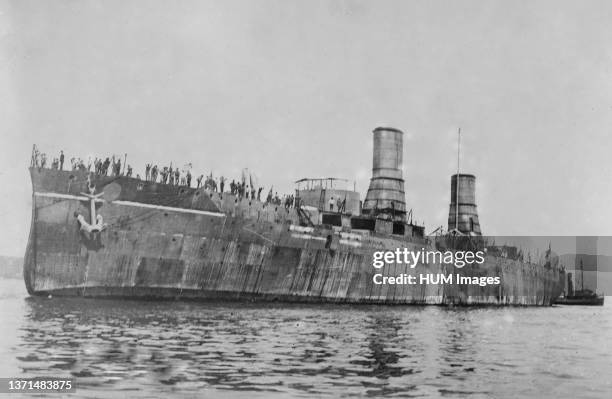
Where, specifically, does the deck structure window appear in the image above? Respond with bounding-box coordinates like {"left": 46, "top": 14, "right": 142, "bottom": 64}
{"left": 392, "top": 222, "right": 405, "bottom": 235}
{"left": 350, "top": 217, "right": 375, "bottom": 231}
{"left": 322, "top": 213, "right": 342, "bottom": 227}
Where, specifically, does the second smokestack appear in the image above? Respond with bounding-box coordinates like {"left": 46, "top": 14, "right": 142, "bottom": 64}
{"left": 448, "top": 173, "right": 481, "bottom": 235}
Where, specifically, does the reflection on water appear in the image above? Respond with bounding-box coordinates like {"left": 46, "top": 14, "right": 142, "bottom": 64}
{"left": 1, "top": 279, "right": 611, "bottom": 398}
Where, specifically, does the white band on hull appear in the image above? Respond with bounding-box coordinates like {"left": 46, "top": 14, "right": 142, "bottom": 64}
{"left": 34, "top": 192, "right": 91, "bottom": 201}
{"left": 34, "top": 191, "right": 226, "bottom": 217}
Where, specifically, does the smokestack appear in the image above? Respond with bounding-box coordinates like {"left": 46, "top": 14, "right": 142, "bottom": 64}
{"left": 362, "top": 127, "right": 406, "bottom": 222}
{"left": 448, "top": 174, "right": 481, "bottom": 235}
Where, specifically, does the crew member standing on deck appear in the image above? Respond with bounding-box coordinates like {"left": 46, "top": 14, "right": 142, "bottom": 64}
{"left": 329, "top": 196, "right": 334, "bottom": 211}
{"left": 59, "top": 150, "right": 64, "bottom": 171}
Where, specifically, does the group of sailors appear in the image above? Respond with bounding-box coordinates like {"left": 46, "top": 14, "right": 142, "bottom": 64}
{"left": 31, "top": 147, "right": 64, "bottom": 171}
{"left": 144, "top": 164, "right": 193, "bottom": 187}
{"left": 31, "top": 147, "right": 136, "bottom": 178}
{"left": 226, "top": 182, "right": 296, "bottom": 209}
{"left": 32, "top": 147, "right": 307, "bottom": 208}
{"left": 229, "top": 180, "right": 263, "bottom": 200}
{"left": 143, "top": 165, "right": 297, "bottom": 207}
{"left": 93, "top": 156, "right": 133, "bottom": 177}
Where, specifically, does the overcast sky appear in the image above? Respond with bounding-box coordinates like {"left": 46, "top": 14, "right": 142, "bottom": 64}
{"left": 1, "top": 0, "right": 612, "bottom": 256}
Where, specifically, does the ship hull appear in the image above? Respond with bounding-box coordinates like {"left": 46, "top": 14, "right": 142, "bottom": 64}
{"left": 24, "top": 168, "right": 565, "bottom": 306}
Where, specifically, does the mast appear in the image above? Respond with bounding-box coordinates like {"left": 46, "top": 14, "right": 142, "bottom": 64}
{"left": 456, "top": 128, "right": 461, "bottom": 231}
{"left": 580, "top": 259, "right": 584, "bottom": 292}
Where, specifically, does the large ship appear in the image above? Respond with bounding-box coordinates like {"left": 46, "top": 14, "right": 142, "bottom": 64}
{"left": 23, "top": 128, "right": 565, "bottom": 305}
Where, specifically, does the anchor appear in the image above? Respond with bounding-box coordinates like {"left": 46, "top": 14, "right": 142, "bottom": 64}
{"left": 76, "top": 177, "right": 107, "bottom": 235}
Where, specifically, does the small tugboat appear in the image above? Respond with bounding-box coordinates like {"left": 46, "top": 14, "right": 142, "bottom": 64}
{"left": 555, "top": 261, "right": 604, "bottom": 306}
